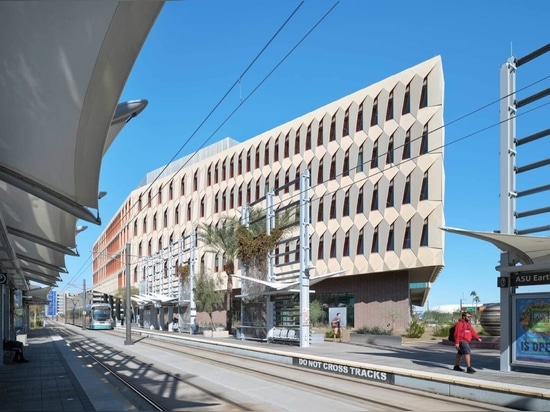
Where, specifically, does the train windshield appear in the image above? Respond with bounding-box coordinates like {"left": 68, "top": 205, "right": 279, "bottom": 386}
{"left": 92, "top": 308, "right": 110, "bottom": 321}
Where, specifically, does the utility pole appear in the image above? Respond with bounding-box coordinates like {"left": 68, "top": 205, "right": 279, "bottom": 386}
{"left": 124, "top": 243, "right": 133, "bottom": 345}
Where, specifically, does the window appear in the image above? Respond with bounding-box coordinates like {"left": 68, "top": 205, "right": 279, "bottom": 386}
{"left": 193, "top": 170, "right": 198, "bottom": 191}
{"left": 175, "top": 206, "right": 179, "bottom": 224}
{"left": 402, "top": 84, "right": 411, "bottom": 115}
{"left": 356, "top": 102, "right": 363, "bottom": 131}
{"left": 214, "top": 163, "right": 219, "bottom": 184}
{"left": 138, "top": 241, "right": 142, "bottom": 257}
{"left": 238, "top": 153, "right": 243, "bottom": 175}
{"left": 343, "top": 191, "right": 350, "bottom": 216}
{"left": 246, "top": 150, "right": 251, "bottom": 172}
{"left": 200, "top": 197, "right": 205, "bottom": 217}
{"left": 163, "top": 210, "right": 168, "bottom": 228}
{"left": 371, "top": 226, "right": 378, "bottom": 253}
{"left": 255, "top": 149, "right": 260, "bottom": 169}
{"left": 403, "top": 221, "right": 411, "bottom": 249}
{"left": 133, "top": 220, "right": 138, "bottom": 236}
{"left": 386, "top": 90, "right": 394, "bottom": 120}
{"left": 317, "top": 197, "right": 324, "bottom": 222}
{"left": 295, "top": 127, "right": 301, "bottom": 155}
{"left": 148, "top": 190, "right": 152, "bottom": 207}
{"left": 306, "top": 123, "right": 312, "bottom": 150}
{"left": 387, "top": 134, "right": 394, "bottom": 164}
{"left": 148, "top": 240, "right": 152, "bottom": 256}
{"left": 343, "top": 108, "right": 349, "bottom": 136}
{"left": 169, "top": 182, "right": 173, "bottom": 200}
{"left": 318, "top": 158, "right": 324, "bottom": 184}
{"left": 246, "top": 184, "right": 251, "bottom": 205}
{"left": 153, "top": 213, "right": 157, "bottom": 230}
{"left": 138, "top": 195, "right": 142, "bottom": 211}
{"left": 402, "top": 129, "right": 411, "bottom": 160}
{"left": 214, "top": 193, "right": 219, "bottom": 213}
{"left": 284, "top": 133, "right": 290, "bottom": 157}
{"left": 420, "top": 77, "right": 428, "bottom": 108}
{"left": 421, "top": 218, "right": 429, "bottom": 246}
{"left": 343, "top": 232, "right": 350, "bottom": 256}
{"left": 264, "top": 145, "right": 269, "bottom": 166}
{"left": 329, "top": 114, "right": 336, "bottom": 141}
{"left": 317, "top": 120, "right": 324, "bottom": 146}
{"left": 330, "top": 195, "right": 336, "bottom": 219}
{"left": 371, "top": 183, "right": 378, "bottom": 210}
{"left": 356, "top": 187, "right": 364, "bottom": 214}
{"left": 158, "top": 187, "right": 162, "bottom": 205}
{"left": 274, "top": 138, "right": 279, "bottom": 162}
{"left": 420, "top": 171, "right": 429, "bottom": 200}
{"left": 356, "top": 228, "right": 364, "bottom": 255}
{"left": 187, "top": 202, "right": 192, "bottom": 220}
{"left": 386, "top": 224, "right": 394, "bottom": 251}
{"left": 403, "top": 176, "right": 411, "bottom": 204}
{"left": 357, "top": 146, "right": 364, "bottom": 173}
{"left": 371, "top": 97, "right": 378, "bottom": 126}
{"left": 229, "top": 155, "right": 235, "bottom": 179}
{"left": 387, "top": 180, "right": 394, "bottom": 207}
{"left": 343, "top": 150, "right": 350, "bottom": 177}
{"left": 318, "top": 237, "right": 324, "bottom": 259}
{"left": 371, "top": 140, "right": 378, "bottom": 169}
{"left": 420, "top": 124, "right": 429, "bottom": 155}
{"left": 330, "top": 157, "right": 336, "bottom": 180}
{"left": 284, "top": 170, "right": 290, "bottom": 194}
{"left": 330, "top": 234, "right": 337, "bottom": 258}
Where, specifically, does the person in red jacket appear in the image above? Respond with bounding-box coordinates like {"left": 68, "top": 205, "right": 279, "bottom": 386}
{"left": 453, "top": 311, "right": 482, "bottom": 373}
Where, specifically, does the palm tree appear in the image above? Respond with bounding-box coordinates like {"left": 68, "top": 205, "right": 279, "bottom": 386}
{"left": 470, "top": 291, "right": 480, "bottom": 323}
{"left": 197, "top": 217, "right": 240, "bottom": 332}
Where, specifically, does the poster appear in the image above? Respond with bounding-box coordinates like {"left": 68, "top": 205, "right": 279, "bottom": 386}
{"left": 513, "top": 294, "right": 550, "bottom": 366}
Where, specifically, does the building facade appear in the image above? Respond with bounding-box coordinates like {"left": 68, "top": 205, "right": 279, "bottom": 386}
{"left": 92, "top": 56, "right": 445, "bottom": 332}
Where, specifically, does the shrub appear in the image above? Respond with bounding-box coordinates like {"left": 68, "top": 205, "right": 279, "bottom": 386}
{"left": 354, "top": 326, "right": 392, "bottom": 335}
{"left": 434, "top": 324, "right": 451, "bottom": 338}
{"left": 405, "top": 319, "right": 425, "bottom": 338}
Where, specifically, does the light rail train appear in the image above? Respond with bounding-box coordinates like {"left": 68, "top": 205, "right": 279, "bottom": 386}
{"left": 66, "top": 303, "right": 114, "bottom": 330}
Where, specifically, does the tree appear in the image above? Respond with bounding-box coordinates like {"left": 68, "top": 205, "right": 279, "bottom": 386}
{"left": 194, "top": 270, "right": 225, "bottom": 329}
{"left": 470, "top": 290, "right": 480, "bottom": 323}
{"left": 197, "top": 217, "right": 240, "bottom": 332}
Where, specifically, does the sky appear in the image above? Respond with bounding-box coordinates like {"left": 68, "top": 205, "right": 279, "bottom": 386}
{"left": 58, "top": 0, "right": 550, "bottom": 309}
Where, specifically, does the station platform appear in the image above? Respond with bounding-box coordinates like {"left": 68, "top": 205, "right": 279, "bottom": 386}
{"left": 1, "top": 323, "right": 550, "bottom": 411}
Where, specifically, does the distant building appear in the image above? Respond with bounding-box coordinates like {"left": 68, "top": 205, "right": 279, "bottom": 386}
{"left": 92, "top": 57, "right": 445, "bottom": 331}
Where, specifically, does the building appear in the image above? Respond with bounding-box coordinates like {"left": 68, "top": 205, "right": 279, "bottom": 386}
{"left": 92, "top": 56, "right": 445, "bottom": 332}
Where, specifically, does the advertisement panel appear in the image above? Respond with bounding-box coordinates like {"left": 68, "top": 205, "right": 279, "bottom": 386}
{"left": 513, "top": 293, "right": 550, "bottom": 368}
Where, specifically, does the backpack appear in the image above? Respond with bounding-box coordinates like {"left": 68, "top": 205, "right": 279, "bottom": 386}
{"left": 448, "top": 325, "right": 456, "bottom": 342}
{"left": 331, "top": 320, "right": 338, "bottom": 328}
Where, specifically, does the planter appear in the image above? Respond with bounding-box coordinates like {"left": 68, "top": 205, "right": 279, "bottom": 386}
{"left": 203, "top": 330, "right": 229, "bottom": 338}
{"left": 349, "top": 333, "right": 402, "bottom": 346}
{"left": 309, "top": 333, "right": 325, "bottom": 343}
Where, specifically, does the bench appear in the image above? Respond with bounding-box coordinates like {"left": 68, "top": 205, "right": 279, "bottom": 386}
{"left": 269, "top": 327, "right": 300, "bottom": 345}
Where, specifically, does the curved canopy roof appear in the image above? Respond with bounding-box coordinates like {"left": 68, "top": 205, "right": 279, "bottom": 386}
{"left": 442, "top": 227, "right": 550, "bottom": 270}
{"left": 0, "top": 1, "right": 164, "bottom": 290}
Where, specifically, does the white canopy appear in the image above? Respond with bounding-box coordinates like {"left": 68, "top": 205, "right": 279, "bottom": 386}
{"left": 0, "top": 1, "right": 164, "bottom": 290}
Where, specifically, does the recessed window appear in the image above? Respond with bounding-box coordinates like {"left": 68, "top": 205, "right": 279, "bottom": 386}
{"left": 169, "top": 182, "right": 173, "bottom": 200}
{"left": 175, "top": 206, "right": 179, "bottom": 224}
{"left": 264, "top": 144, "right": 270, "bottom": 166}
{"left": 357, "top": 228, "right": 364, "bottom": 255}
{"left": 357, "top": 147, "right": 364, "bottom": 173}
{"left": 403, "top": 176, "right": 411, "bottom": 204}
{"left": 371, "top": 183, "right": 378, "bottom": 211}
{"left": 356, "top": 187, "right": 364, "bottom": 214}
{"left": 318, "top": 237, "right": 324, "bottom": 259}
{"left": 153, "top": 213, "right": 157, "bottom": 230}
{"left": 403, "top": 221, "right": 411, "bottom": 249}
{"left": 387, "top": 180, "right": 394, "bottom": 207}
{"left": 420, "top": 77, "right": 428, "bottom": 108}
{"left": 402, "top": 129, "right": 411, "bottom": 160}
{"left": 330, "top": 195, "right": 336, "bottom": 219}
{"left": 318, "top": 158, "right": 324, "bottom": 184}
{"left": 330, "top": 157, "right": 336, "bottom": 180}
{"left": 420, "top": 171, "right": 429, "bottom": 200}
{"left": 402, "top": 84, "right": 411, "bottom": 115}
{"left": 343, "top": 150, "right": 350, "bottom": 177}
{"left": 371, "top": 226, "right": 378, "bottom": 253}
{"left": 371, "top": 140, "right": 378, "bottom": 169}
{"left": 343, "top": 108, "right": 350, "bottom": 136}
{"left": 420, "top": 124, "right": 429, "bottom": 155}
{"left": 317, "top": 120, "right": 324, "bottom": 147}
{"left": 386, "top": 224, "right": 394, "bottom": 251}
{"left": 330, "top": 234, "right": 337, "bottom": 258}
{"left": 343, "top": 191, "right": 350, "bottom": 216}
{"left": 343, "top": 232, "right": 350, "bottom": 256}
{"left": 317, "top": 197, "right": 324, "bottom": 222}
{"left": 164, "top": 210, "right": 168, "bottom": 228}
{"left": 329, "top": 114, "right": 336, "bottom": 141}
{"left": 356, "top": 102, "right": 364, "bottom": 132}
{"left": 306, "top": 123, "right": 312, "bottom": 150}
{"left": 371, "top": 97, "right": 378, "bottom": 126}
{"left": 193, "top": 170, "right": 198, "bottom": 191}
{"left": 386, "top": 90, "right": 394, "bottom": 120}
{"left": 284, "top": 133, "right": 290, "bottom": 158}
{"left": 387, "top": 134, "right": 394, "bottom": 164}
{"left": 421, "top": 218, "right": 429, "bottom": 246}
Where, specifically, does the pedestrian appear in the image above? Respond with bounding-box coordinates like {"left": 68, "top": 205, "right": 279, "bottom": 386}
{"left": 331, "top": 313, "right": 342, "bottom": 342}
{"left": 453, "top": 311, "right": 481, "bottom": 373}
{"left": 3, "top": 338, "right": 29, "bottom": 363}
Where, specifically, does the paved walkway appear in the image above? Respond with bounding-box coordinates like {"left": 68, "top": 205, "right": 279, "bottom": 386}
{"left": 1, "top": 324, "right": 550, "bottom": 411}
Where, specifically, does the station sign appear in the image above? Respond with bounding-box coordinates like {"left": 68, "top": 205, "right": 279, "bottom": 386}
{"left": 510, "top": 272, "right": 550, "bottom": 287}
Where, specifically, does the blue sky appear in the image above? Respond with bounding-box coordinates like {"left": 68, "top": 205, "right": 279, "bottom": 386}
{"left": 59, "top": 1, "right": 550, "bottom": 309}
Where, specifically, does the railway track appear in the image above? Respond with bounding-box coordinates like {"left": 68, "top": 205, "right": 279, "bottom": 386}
{"left": 53, "top": 323, "right": 515, "bottom": 411}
